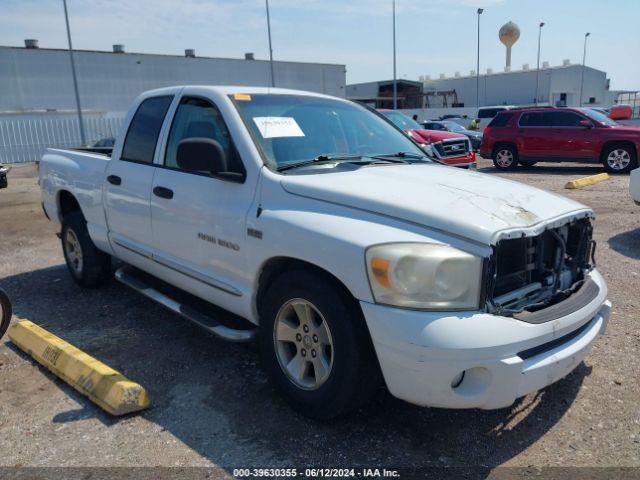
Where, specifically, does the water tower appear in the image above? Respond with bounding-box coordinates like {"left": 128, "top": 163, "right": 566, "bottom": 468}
{"left": 499, "top": 21, "right": 520, "bottom": 69}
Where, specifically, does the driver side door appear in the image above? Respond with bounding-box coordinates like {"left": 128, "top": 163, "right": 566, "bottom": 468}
{"left": 150, "top": 95, "right": 252, "bottom": 304}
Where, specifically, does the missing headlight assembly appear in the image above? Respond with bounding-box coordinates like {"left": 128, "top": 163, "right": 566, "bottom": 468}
{"left": 486, "top": 218, "right": 596, "bottom": 316}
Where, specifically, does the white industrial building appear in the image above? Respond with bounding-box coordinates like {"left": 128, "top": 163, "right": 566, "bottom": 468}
{"left": 0, "top": 41, "right": 346, "bottom": 163}
{"left": 0, "top": 42, "right": 346, "bottom": 116}
{"left": 420, "top": 61, "right": 619, "bottom": 108}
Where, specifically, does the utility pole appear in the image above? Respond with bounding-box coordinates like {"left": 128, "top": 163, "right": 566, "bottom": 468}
{"left": 266, "top": 0, "right": 275, "bottom": 87}
{"left": 392, "top": 0, "right": 397, "bottom": 109}
{"left": 476, "top": 8, "right": 484, "bottom": 110}
{"left": 63, "top": 0, "right": 86, "bottom": 145}
{"left": 535, "top": 22, "right": 545, "bottom": 105}
{"left": 579, "top": 32, "right": 590, "bottom": 107}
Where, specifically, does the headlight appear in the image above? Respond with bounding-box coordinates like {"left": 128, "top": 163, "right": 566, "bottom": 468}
{"left": 421, "top": 143, "right": 434, "bottom": 156}
{"left": 366, "top": 243, "right": 483, "bottom": 310}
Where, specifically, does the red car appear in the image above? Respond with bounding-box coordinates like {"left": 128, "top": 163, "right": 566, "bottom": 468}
{"left": 379, "top": 110, "right": 476, "bottom": 168}
{"left": 480, "top": 107, "right": 640, "bottom": 173}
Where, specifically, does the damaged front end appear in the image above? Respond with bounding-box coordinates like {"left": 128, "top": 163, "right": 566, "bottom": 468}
{"left": 485, "top": 217, "right": 597, "bottom": 317}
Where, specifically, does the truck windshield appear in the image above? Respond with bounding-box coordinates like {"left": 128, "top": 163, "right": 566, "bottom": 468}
{"left": 231, "top": 94, "right": 427, "bottom": 170}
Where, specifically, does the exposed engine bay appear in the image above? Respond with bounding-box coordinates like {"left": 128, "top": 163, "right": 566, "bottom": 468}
{"left": 486, "top": 218, "right": 596, "bottom": 316}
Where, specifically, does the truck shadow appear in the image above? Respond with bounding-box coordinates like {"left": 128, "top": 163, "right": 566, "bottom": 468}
{"left": 0, "top": 265, "right": 589, "bottom": 470}
{"left": 608, "top": 228, "right": 640, "bottom": 260}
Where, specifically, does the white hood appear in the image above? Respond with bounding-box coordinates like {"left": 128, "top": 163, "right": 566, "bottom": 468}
{"left": 281, "top": 164, "right": 592, "bottom": 245}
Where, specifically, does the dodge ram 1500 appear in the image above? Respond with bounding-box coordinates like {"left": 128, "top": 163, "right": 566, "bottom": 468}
{"left": 40, "top": 86, "right": 611, "bottom": 419}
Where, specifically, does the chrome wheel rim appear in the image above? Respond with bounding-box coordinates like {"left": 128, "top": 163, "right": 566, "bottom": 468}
{"left": 64, "top": 229, "right": 83, "bottom": 275}
{"left": 273, "top": 298, "right": 334, "bottom": 391}
{"left": 606, "top": 149, "right": 631, "bottom": 170}
{"left": 495, "top": 149, "right": 514, "bottom": 168}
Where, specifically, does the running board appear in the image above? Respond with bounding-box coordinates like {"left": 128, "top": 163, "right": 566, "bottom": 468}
{"left": 114, "top": 267, "right": 256, "bottom": 343}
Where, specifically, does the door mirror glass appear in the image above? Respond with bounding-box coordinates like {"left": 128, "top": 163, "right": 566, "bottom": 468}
{"left": 578, "top": 119, "right": 593, "bottom": 128}
{"left": 176, "top": 138, "right": 227, "bottom": 174}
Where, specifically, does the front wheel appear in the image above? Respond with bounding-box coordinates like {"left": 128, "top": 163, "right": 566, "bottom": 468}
{"left": 61, "top": 212, "right": 111, "bottom": 288}
{"left": 259, "top": 269, "right": 380, "bottom": 419}
{"left": 602, "top": 144, "right": 637, "bottom": 173}
{"left": 493, "top": 145, "right": 518, "bottom": 170}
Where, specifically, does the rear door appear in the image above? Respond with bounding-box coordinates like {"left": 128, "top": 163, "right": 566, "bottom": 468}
{"left": 104, "top": 94, "right": 174, "bottom": 264}
{"left": 150, "top": 94, "right": 253, "bottom": 303}
{"left": 549, "top": 111, "right": 597, "bottom": 161}
{"left": 517, "top": 111, "right": 554, "bottom": 160}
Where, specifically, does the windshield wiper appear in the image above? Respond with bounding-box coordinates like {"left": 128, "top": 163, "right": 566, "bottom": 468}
{"left": 276, "top": 154, "right": 365, "bottom": 172}
{"left": 373, "top": 151, "right": 426, "bottom": 160}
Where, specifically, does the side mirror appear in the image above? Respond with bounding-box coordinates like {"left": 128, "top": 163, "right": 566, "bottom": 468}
{"left": 177, "top": 138, "right": 227, "bottom": 174}
{"left": 578, "top": 119, "right": 593, "bottom": 129}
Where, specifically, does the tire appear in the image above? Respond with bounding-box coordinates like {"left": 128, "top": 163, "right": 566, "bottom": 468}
{"left": 493, "top": 145, "right": 518, "bottom": 170}
{"left": 259, "top": 269, "right": 380, "bottom": 419}
{"left": 0, "top": 288, "right": 11, "bottom": 340}
{"left": 519, "top": 160, "right": 537, "bottom": 168}
{"left": 602, "top": 144, "right": 637, "bottom": 174}
{"left": 61, "top": 211, "right": 111, "bottom": 288}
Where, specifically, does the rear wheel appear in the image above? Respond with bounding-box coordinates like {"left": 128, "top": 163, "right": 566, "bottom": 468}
{"left": 259, "top": 269, "right": 380, "bottom": 419}
{"left": 61, "top": 212, "right": 111, "bottom": 288}
{"left": 602, "top": 144, "right": 637, "bottom": 173}
{"left": 493, "top": 145, "right": 518, "bottom": 170}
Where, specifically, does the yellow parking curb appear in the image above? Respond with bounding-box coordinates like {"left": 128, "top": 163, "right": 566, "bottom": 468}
{"left": 564, "top": 173, "right": 610, "bottom": 189}
{"left": 8, "top": 319, "right": 149, "bottom": 416}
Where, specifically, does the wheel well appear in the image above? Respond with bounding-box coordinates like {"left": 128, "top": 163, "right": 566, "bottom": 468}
{"left": 600, "top": 141, "right": 637, "bottom": 161}
{"left": 492, "top": 142, "right": 517, "bottom": 157}
{"left": 256, "top": 257, "right": 359, "bottom": 317}
{"left": 58, "top": 190, "right": 82, "bottom": 220}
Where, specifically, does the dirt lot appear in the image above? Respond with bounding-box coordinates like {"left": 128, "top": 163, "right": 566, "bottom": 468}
{"left": 1, "top": 160, "right": 639, "bottom": 473}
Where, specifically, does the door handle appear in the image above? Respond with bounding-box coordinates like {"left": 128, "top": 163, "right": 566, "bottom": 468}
{"left": 107, "top": 175, "right": 121, "bottom": 186}
{"left": 153, "top": 186, "right": 174, "bottom": 199}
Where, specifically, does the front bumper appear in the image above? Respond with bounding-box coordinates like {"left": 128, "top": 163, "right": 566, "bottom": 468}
{"left": 361, "top": 269, "right": 610, "bottom": 409}
{"left": 441, "top": 152, "right": 476, "bottom": 168}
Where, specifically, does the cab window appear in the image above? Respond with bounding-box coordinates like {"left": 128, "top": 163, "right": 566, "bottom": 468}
{"left": 164, "top": 97, "right": 245, "bottom": 176}
{"left": 121, "top": 96, "right": 173, "bottom": 163}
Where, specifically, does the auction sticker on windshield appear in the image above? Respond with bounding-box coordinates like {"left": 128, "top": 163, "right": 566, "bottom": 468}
{"left": 253, "top": 117, "right": 305, "bottom": 138}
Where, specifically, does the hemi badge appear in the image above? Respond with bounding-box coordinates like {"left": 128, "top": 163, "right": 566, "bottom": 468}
{"left": 247, "top": 228, "right": 263, "bottom": 239}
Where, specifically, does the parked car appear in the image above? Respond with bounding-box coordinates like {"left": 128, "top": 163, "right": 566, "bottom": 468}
{"left": 630, "top": 168, "right": 640, "bottom": 205}
{"left": 480, "top": 107, "right": 640, "bottom": 173}
{"left": 477, "top": 105, "right": 516, "bottom": 131}
{"left": 422, "top": 120, "right": 483, "bottom": 151}
{"left": 378, "top": 109, "right": 476, "bottom": 168}
{"left": 40, "top": 86, "right": 610, "bottom": 419}
{"left": 0, "top": 165, "right": 9, "bottom": 189}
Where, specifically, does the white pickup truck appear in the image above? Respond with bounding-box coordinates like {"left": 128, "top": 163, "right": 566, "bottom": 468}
{"left": 40, "top": 86, "right": 611, "bottom": 419}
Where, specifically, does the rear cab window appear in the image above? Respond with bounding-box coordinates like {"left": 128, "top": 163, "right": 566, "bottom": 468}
{"left": 121, "top": 96, "right": 173, "bottom": 163}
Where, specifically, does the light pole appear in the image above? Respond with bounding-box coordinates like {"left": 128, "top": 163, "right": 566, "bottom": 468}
{"left": 535, "top": 22, "right": 545, "bottom": 105}
{"left": 392, "top": 0, "right": 397, "bottom": 109}
{"left": 265, "top": 0, "right": 275, "bottom": 87}
{"left": 476, "top": 8, "right": 483, "bottom": 110}
{"left": 62, "top": 0, "right": 86, "bottom": 145}
{"left": 579, "top": 32, "right": 590, "bottom": 107}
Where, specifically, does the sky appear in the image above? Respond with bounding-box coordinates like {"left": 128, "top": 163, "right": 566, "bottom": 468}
{"left": 2, "top": 0, "right": 639, "bottom": 90}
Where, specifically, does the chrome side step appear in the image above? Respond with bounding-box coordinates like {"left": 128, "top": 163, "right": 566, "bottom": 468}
{"left": 115, "top": 267, "right": 257, "bottom": 343}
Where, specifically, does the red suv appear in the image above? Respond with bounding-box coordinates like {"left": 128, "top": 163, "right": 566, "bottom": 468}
{"left": 480, "top": 107, "right": 640, "bottom": 173}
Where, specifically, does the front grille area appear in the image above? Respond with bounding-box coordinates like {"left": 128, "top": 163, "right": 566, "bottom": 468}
{"left": 433, "top": 139, "right": 469, "bottom": 158}
{"left": 486, "top": 218, "right": 594, "bottom": 317}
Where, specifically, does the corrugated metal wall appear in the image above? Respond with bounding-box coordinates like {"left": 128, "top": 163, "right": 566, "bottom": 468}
{"left": 0, "top": 116, "right": 123, "bottom": 163}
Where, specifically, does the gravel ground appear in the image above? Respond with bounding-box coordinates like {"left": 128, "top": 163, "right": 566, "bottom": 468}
{"left": 0, "top": 160, "right": 639, "bottom": 472}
